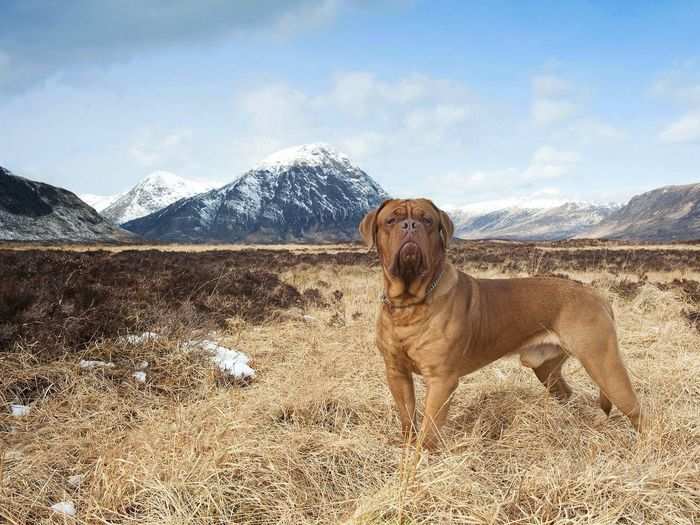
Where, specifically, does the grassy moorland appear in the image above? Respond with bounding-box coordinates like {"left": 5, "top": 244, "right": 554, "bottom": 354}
{"left": 1, "top": 241, "right": 699, "bottom": 524}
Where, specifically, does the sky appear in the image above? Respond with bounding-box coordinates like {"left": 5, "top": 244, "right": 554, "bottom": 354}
{"left": 1, "top": 1, "right": 699, "bottom": 211}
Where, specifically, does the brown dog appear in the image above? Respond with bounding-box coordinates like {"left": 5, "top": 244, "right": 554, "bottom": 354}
{"left": 359, "top": 198, "right": 643, "bottom": 449}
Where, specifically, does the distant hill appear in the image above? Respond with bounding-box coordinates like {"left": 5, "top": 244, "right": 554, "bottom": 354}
{"left": 98, "top": 171, "right": 215, "bottom": 224}
{"left": 451, "top": 202, "right": 619, "bottom": 241}
{"left": 580, "top": 183, "right": 700, "bottom": 241}
{"left": 123, "top": 144, "right": 389, "bottom": 243}
{"left": 0, "top": 165, "right": 134, "bottom": 242}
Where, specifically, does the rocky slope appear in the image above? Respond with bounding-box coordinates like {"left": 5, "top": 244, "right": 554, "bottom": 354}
{"left": 123, "top": 144, "right": 389, "bottom": 243}
{"left": 580, "top": 183, "right": 700, "bottom": 241}
{"left": 0, "top": 166, "right": 134, "bottom": 242}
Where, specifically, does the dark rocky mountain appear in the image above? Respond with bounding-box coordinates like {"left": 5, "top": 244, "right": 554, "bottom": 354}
{"left": 580, "top": 183, "right": 700, "bottom": 241}
{"left": 451, "top": 202, "right": 619, "bottom": 240}
{"left": 123, "top": 144, "right": 389, "bottom": 243}
{"left": 0, "top": 165, "right": 134, "bottom": 242}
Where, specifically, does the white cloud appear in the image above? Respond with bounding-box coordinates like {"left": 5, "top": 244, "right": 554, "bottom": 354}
{"left": 0, "top": 50, "right": 9, "bottom": 69}
{"left": 435, "top": 169, "right": 494, "bottom": 191}
{"left": 659, "top": 111, "right": 700, "bottom": 143}
{"left": 653, "top": 65, "right": 700, "bottom": 143}
{"left": 1, "top": 1, "right": 352, "bottom": 94}
{"left": 322, "top": 71, "right": 473, "bottom": 117}
{"left": 532, "top": 98, "right": 577, "bottom": 125}
{"left": 530, "top": 73, "right": 578, "bottom": 126}
{"left": 338, "top": 131, "right": 389, "bottom": 160}
{"left": 651, "top": 66, "right": 700, "bottom": 106}
{"left": 532, "top": 74, "right": 570, "bottom": 98}
{"left": 129, "top": 129, "right": 193, "bottom": 167}
{"left": 274, "top": 0, "right": 343, "bottom": 35}
{"left": 237, "top": 84, "right": 310, "bottom": 132}
{"left": 403, "top": 104, "right": 470, "bottom": 131}
{"left": 522, "top": 146, "right": 580, "bottom": 180}
{"left": 571, "top": 118, "right": 626, "bottom": 141}
{"left": 233, "top": 71, "right": 479, "bottom": 164}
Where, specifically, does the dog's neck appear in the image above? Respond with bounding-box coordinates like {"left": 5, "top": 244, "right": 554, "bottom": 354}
{"left": 381, "top": 260, "right": 451, "bottom": 309}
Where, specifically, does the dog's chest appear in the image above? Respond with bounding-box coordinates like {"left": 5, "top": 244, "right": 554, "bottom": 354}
{"left": 377, "top": 314, "right": 454, "bottom": 374}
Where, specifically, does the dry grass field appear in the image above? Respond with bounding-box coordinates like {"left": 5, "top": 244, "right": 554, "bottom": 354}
{"left": 1, "top": 241, "right": 699, "bottom": 524}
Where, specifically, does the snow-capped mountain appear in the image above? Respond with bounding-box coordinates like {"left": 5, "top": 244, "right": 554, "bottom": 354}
{"left": 123, "top": 143, "right": 389, "bottom": 242}
{"left": 451, "top": 202, "right": 620, "bottom": 240}
{"left": 79, "top": 192, "right": 123, "bottom": 212}
{"left": 101, "top": 171, "right": 215, "bottom": 224}
{"left": 580, "top": 183, "right": 700, "bottom": 241}
{"left": 0, "top": 165, "right": 134, "bottom": 242}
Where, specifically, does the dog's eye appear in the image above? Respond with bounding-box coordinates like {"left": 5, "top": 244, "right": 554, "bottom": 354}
{"left": 422, "top": 217, "right": 433, "bottom": 225}
{"left": 387, "top": 217, "right": 397, "bottom": 225}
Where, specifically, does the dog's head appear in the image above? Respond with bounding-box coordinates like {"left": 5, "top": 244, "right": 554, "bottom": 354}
{"left": 359, "top": 199, "right": 454, "bottom": 296}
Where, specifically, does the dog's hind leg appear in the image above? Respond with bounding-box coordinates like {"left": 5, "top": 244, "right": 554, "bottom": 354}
{"left": 520, "top": 344, "right": 572, "bottom": 401}
{"left": 599, "top": 390, "right": 612, "bottom": 416}
{"left": 567, "top": 331, "right": 644, "bottom": 432}
{"left": 532, "top": 350, "right": 572, "bottom": 401}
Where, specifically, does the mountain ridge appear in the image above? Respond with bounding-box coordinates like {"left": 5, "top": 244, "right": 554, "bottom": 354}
{"left": 0, "top": 165, "right": 134, "bottom": 242}
{"left": 123, "top": 144, "right": 389, "bottom": 243}
{"left": 450, "top": 201, "right": 620, "bottom": 241}
{"left": 579, "top": 183, "right": 700, "bottom": 241}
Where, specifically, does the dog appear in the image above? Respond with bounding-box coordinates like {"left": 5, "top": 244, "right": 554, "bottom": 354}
{"left": 359, "top": 198, "right": 643, "bottom": 449}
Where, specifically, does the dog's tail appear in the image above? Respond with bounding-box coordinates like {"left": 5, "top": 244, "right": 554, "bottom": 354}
{"left": 599, "top": 390, "right": 612, "bottom": 416}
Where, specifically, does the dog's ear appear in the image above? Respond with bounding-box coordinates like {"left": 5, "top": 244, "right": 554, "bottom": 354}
{"left": 427, "top": 200, "right": 454, "bottom": 249}
{"left": 359, "top": 200, "right": 391, "bottom": 250}
{"left": 438, "top": 209, "right": 454, "bottom": 249}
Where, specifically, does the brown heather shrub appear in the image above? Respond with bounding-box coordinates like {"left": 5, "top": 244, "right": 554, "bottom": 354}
{"left": 0, "top": 250, "right": 310, "bottom": 357}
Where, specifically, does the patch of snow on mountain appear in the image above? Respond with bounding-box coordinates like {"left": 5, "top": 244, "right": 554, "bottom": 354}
{"left": 255, "top": 143, "right": 353, "bottom": 172}
{"left": 79, "top": 193, "right": 123, "bottom": 212}
{"left": 102, "top": 171, "right": 217, "bottom": 224}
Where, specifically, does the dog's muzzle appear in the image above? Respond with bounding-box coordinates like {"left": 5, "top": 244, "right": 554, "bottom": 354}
{"left": 393, "top": 241, "right": 425, "bottom": 280}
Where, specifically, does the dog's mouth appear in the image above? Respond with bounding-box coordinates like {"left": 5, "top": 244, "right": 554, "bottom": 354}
{"left": 390, "top": 241, "right": 426, "bottom": 281}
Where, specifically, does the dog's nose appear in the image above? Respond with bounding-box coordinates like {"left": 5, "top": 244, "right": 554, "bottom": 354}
{"left": 400, "top": 219, "right": 418, "bottom": 233}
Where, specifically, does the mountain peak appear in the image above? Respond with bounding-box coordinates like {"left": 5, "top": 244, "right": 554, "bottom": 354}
{"left": 139, "top": 170, "right": 215, "bottom": 190}
{"left": 255, "top": 143, "right": 353, "bottom": 171}
{"left": 102, "top": 171, "right": 215, "bottom": 224}
{"left": 140, "top": 170, "right": 187, "bottom": 187}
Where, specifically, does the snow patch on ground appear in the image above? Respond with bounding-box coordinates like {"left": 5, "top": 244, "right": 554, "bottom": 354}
{"left": 50, "top": 501, "right": 76, "bottom": 516}
{"left": 10, "top": 404, "right": 30, "bottom": 416}
{"left": 120, "top": 332, "right": 159, "bottom": 345}
{"left": 79, "top": 359, "right": 115, "bottom": 369}
{"left": 187, "top": 339, "right": 255, "bottom": 381}
{"left": 133, "top": 371, "right": 147, "bottom": 383}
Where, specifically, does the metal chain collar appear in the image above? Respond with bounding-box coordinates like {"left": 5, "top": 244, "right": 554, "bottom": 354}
{"left": 380, "top": 267, "right": 445, "bottom": 308}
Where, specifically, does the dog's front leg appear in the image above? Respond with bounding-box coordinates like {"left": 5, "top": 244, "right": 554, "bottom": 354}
{"left": 420, "top": 375, "right": 459, "bottom": 450}
{"left": 384, "top": 363, "right": 416, "bottom": 442}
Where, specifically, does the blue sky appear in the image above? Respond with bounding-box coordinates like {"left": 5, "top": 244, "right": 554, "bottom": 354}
{"left": 1, "top": 1, "right": 699, "bottom": 210}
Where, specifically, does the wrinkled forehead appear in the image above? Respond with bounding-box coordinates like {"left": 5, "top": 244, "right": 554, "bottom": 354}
{"left": 377, "top": 199, "right": 439, "bottom": 221}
